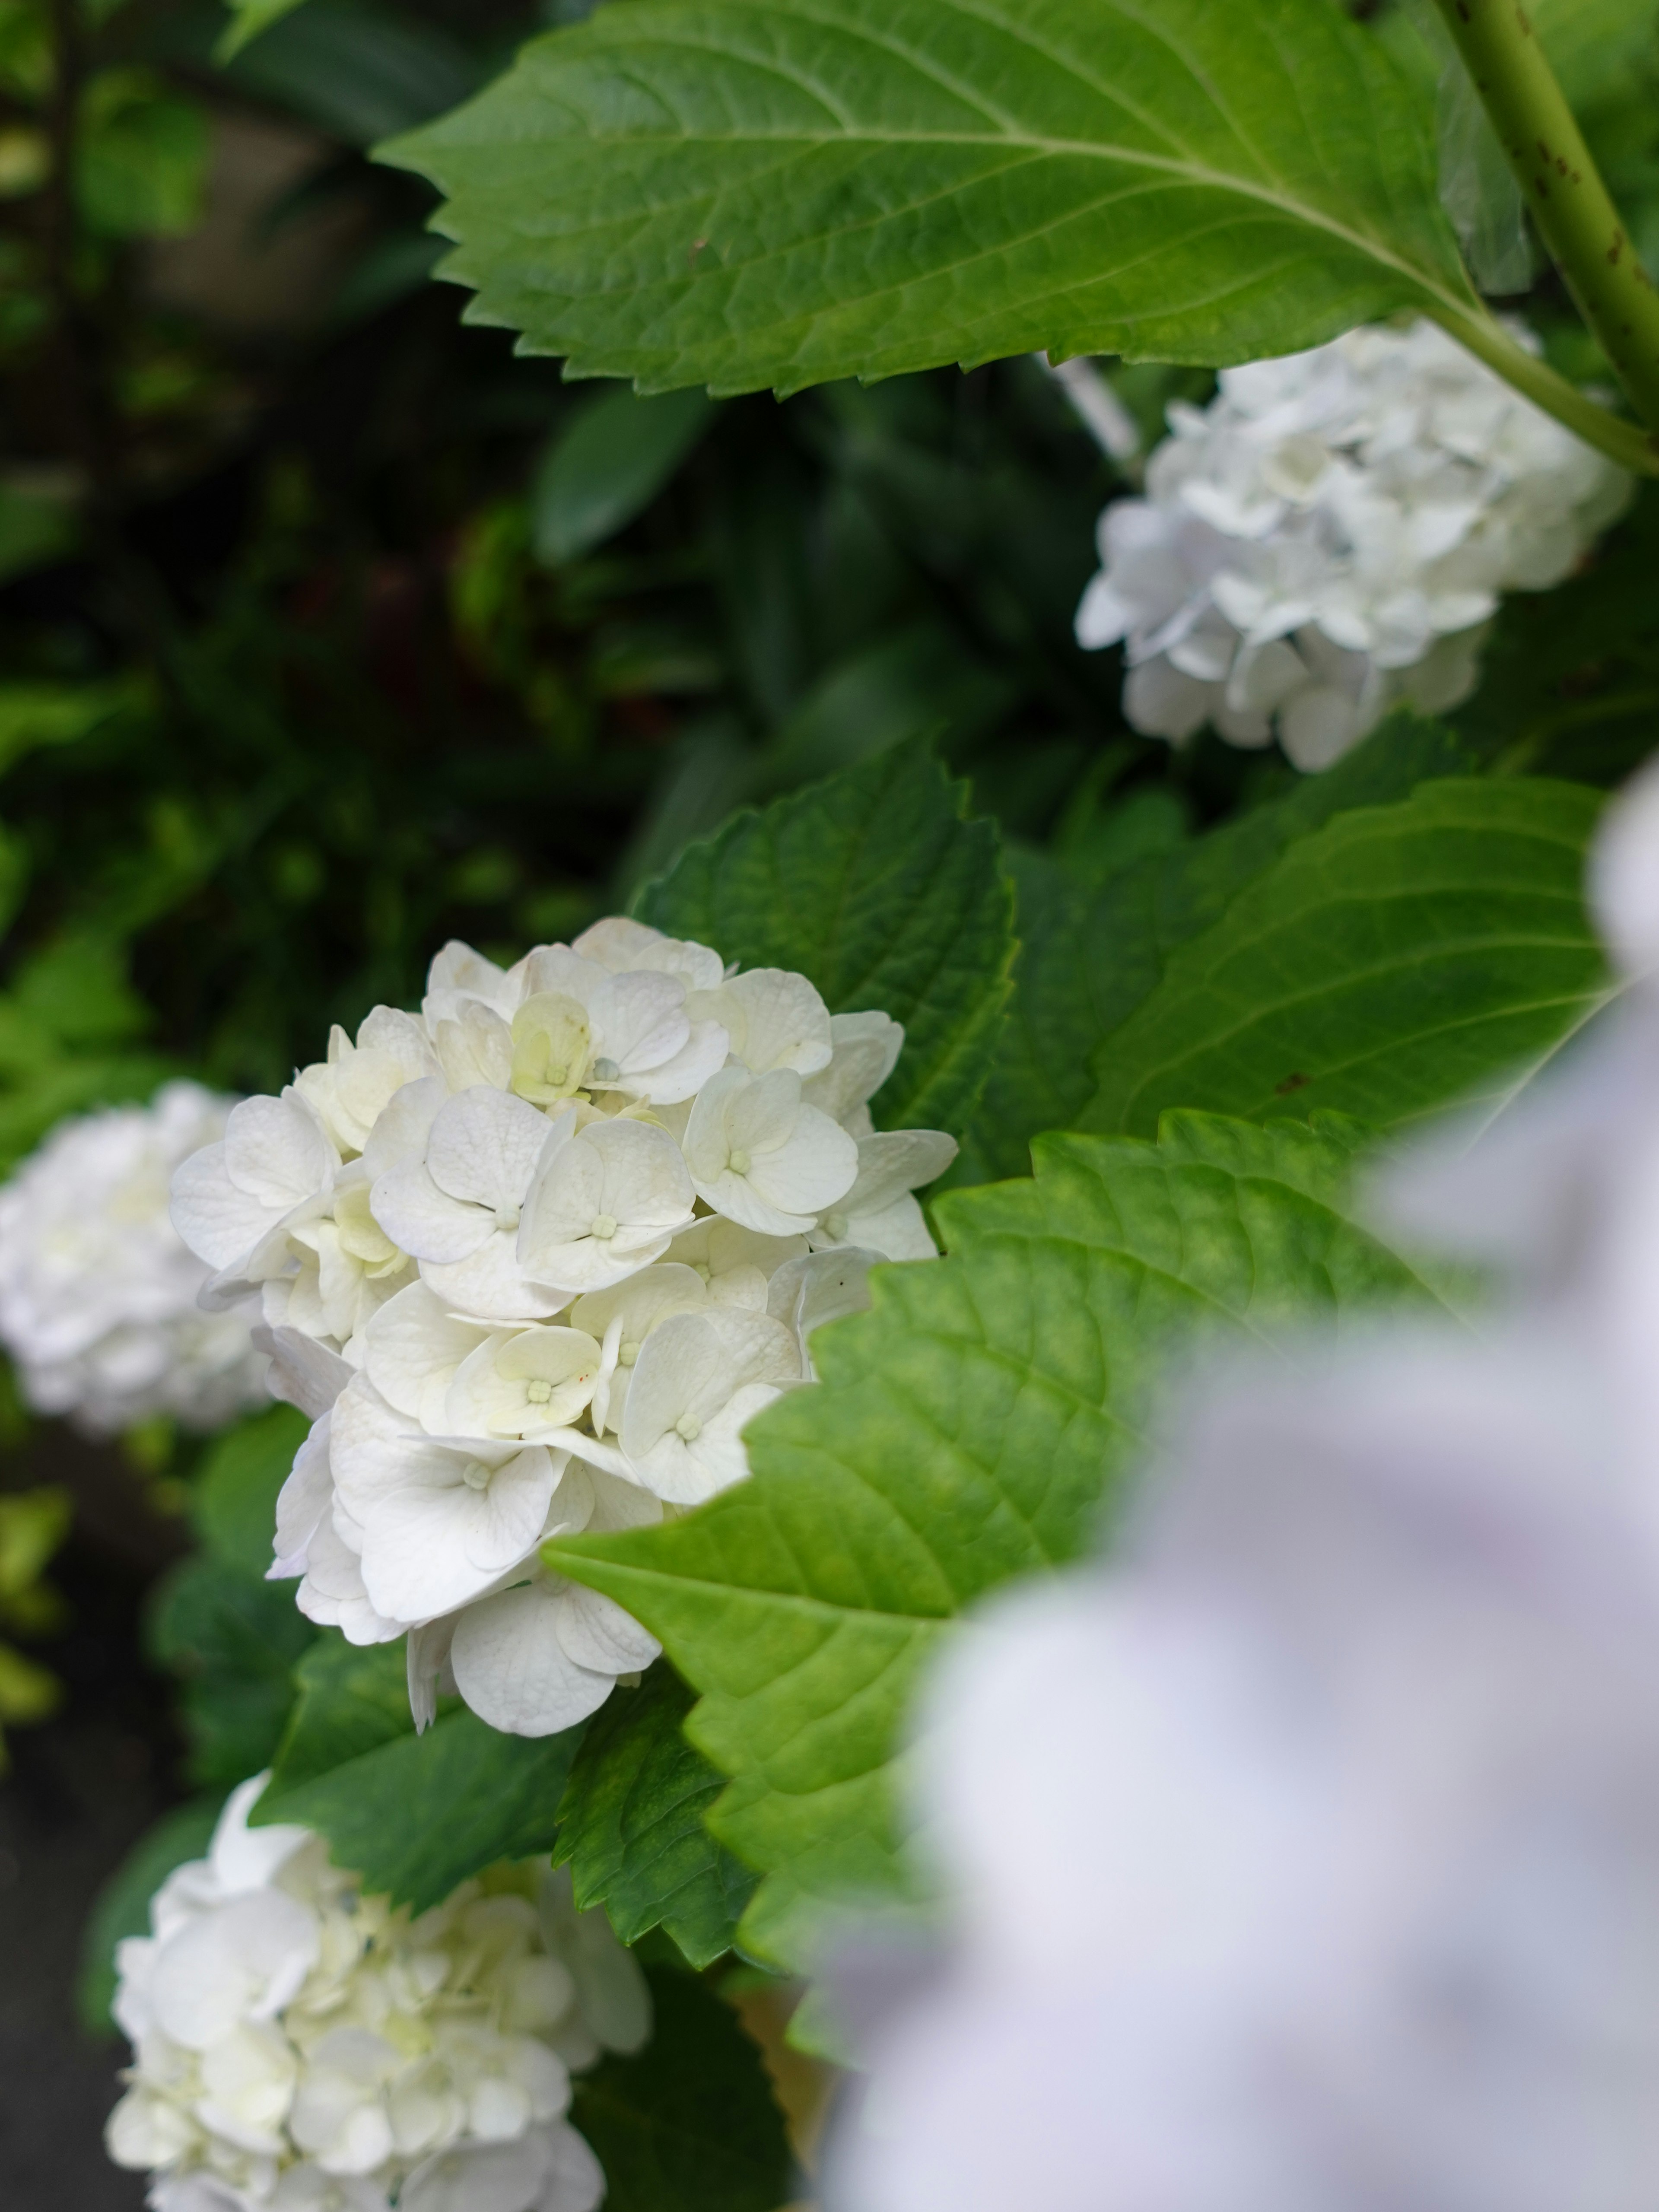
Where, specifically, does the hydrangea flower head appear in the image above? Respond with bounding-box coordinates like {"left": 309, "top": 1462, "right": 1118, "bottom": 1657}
{"left": 1076, "top": 320, "right": 1630, "bottom": 769}
{"left": 106, "top": 1776, "right": 648, "bottom": 2212}
{"left": 169, "top": 921, "right": 956, "bottom": 1738}
{"left": 0, "top": 1083, "right": 268, "bottom": 1434}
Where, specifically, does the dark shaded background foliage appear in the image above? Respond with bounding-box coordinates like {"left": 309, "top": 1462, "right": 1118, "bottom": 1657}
{"left": 3, "top": 0, "right": 1659, "bottom": 2197}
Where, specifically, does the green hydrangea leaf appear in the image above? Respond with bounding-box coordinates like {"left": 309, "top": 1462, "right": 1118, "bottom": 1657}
{"left": 960, "top": 712, "right": 1476, "bottom": 1182}
{"left": 192, "top": 1404, "right": 311, "bottom": 1579}
{"left": 254, "top": 1637, "right": 583, "bottom": 1912}
{"left": 636, "top": 738, "right": 1014, "bottom": 1137}
{"left": 1081, "top": 777, "right": 1612, "bottom": 1140}
{"left": 146, "top": 1557, "right": 317, "bottom": 1789}
{"left": 532, "top": 387, "right": 716, "bottom": 564}
{"left": 554, "top": 1664, "right": 759, "bottom": 1968}
{"left": 571, "top": 1967, "right": 794, "bottom": 2212}
{"left": 379, "top": 0, "right": 1476, "bottom": 398}
{"left": 548, "top": 1110, "right": 1467, "bottom": 1976}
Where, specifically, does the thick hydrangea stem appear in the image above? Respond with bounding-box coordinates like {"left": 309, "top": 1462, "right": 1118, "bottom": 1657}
{"left": 1430, "top": 0, "right": 1659, "bottom": 444}
{"left": 1429, "top": 303, "right": 1659, "bottom": 474}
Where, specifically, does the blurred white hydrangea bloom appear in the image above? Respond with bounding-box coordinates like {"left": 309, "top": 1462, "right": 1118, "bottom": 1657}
{"left": 107, "top": 1775, "right": 650, "bottom": 2212}
{"left": 0, "top": 1083, "right": 268, "bottom": 1434}
{"left": 1373, "top": 753, "right": 1659, "bottom": 1469}
{"left": 169, "top": 922, "right": 955, "bottom": 1739}
{"left": 827, "top": 1335, "right": 1659, "bottom": 2212}
{"left": 1075, "top": 319, "right": 1629, "bottom": 769}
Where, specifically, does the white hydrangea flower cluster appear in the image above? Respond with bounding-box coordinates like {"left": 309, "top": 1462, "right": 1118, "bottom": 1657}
{"left": 169, "top": 921, "right": 956, "bottom": 1738}
{"left": 1075, "top": 318, "right": 1630, "bottom": 770}
{"left": 107, "top": 1776, "right": 648, "bottom": 2212}
{"left": 0, "top": 1082, "right": 268, "bottom": 1435}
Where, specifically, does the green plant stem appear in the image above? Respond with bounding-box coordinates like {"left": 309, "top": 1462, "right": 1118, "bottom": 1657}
{"left": 1429, "top": 302, "right": 1659, "bottom": 473}
{"left": 1430, "top": 0, "right": 1659, "bottom": 436}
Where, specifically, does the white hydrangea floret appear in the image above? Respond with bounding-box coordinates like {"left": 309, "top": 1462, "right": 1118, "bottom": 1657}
{"left": 1074, "top": 318, "right": 1630, "bottom": 769}
{"left": 107, "top": 1776, "right": 648, "bottom": 2212}
{"left": 169, "top": 918, "right": 957, "bottom": 1739}
{"left": 0, "top": 1082, "right": 269, "bottom": 1434}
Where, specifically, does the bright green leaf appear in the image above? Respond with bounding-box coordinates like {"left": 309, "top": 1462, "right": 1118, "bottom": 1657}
{"left": 381, "top": 0, "right": 1475, "bottom": 398}
{"left": 1081, "top": 777, "right": 1611, "bottom": 1141}
{"left": 571, "top": 1967, "right": 794, "bottom": 2212}
{"left": 532, "top": 386, "right": 715, "bottom": 563}
{"left": 255, "top": 1637, "right": 583, "bottom": 1911}
{"left": 550, "top": 1111, "right": 1468, "bottom": 1974}
{"left": 555, "top": 1664, "right": 758, "bottom": 1967}
{"left": 635, "top": 737, "right": 1014, "bottom": 1135}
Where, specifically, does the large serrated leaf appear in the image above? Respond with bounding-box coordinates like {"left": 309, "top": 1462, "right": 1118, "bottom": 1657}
{"left": 555, "top": 1665, "right": 758, "bottom": 1968}
{"left": 380, "top": 0, "right": 1477, "bottom": 397}
{"left": 253, "top": 1638, "right": 582, "bottom": 1912}
{"left": 549, "top": 1111, "right": 1468, "bottom": 1974}
{"left": 1081, "top": 777, "right": 1612, "bottom": 1141}
{"left": 636, "top": 737, "right": 1014, "bottom": 1136}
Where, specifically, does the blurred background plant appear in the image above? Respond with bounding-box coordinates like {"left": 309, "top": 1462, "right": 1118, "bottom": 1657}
{"left": 2, "top": 0, "right": 1659, "bottom": 2198}
{"left": 0, "top": 1477, "right": 69, "bottom": 1770}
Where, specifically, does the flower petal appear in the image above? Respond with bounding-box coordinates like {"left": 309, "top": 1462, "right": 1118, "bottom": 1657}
{"left": 553, "top": 1583, "right": 660, "bottom": 1675}
{"left": 450, "top": 1583, "right": 621, "bottom": 1738}
{"left": 426, "top": 1086, "right": 551, "bottom": 1212}
{"left": 371, "top": 1162, "right": 491, "bottom": 1265}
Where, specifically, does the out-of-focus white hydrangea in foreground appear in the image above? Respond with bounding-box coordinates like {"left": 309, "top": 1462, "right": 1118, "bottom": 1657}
{"left": 826, "top": 764, "right": 1659, "bottom": 2212}
{"left": 1074, "top": 319, "right": 1630, "bottom": 769}
{"left": 0, "top": 1083, "right": 268, "bottom": 1434}
{"left": 107, "top": 1776, "right": 648, "bottom": 2212}
{"left": 168, "top": 921, "right": 955, "bottom": 1740}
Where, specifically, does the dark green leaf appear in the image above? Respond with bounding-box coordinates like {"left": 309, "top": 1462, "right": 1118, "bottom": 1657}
{"left": 78, "top": 1796, "right": 224, "bottom": 2034}
{"left": 1082, "top": 777, "right": 1611, "bottom": 1140}
{"left": 636, "top": 737, "right": 1014, "bottom": 1135}
{"left": 147, "top": 1557, "right": 316, "bottom": 1789}
{"left": 532, "top": 387, "right": 715, "bottom": 564}
{"left": 550, "top": 1111, "right": 1466, "bottom": 1974}
{"left": 255, "top": 1636, "right": 584, "bottom": 1911}
{"left": 191, "top": 1404, "right": 310, "bottom": 1578}
{"left": 555, "top": 1665, "right": 758, "bottom": 1967}
{"left": 227, "top": 1, "right": 478, "bottom": 146}
{"left": 571, "top": 1967, "right": 794, "bottom": 2212}
{"left": 748, "top": 623, "right": 1016, "bottom": 802}
{"left": 381, "top": 0, "right": 1475, "bottom": 397}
